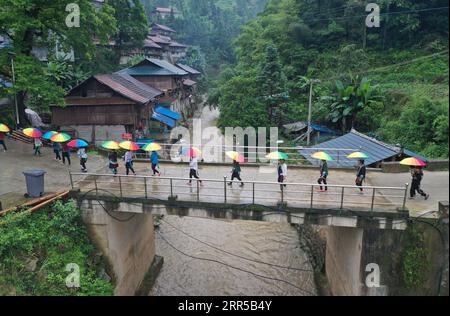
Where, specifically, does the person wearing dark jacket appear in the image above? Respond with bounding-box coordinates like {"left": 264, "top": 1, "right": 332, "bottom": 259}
{"left": 356, "top": 160, "right": 367, "bottom": 192}
{"left": 318, "top": 160, "right": 329, "bottom": 192}
{"left": 228, "top": 160, "right": 244, "bottom": 187}
{"left": 410, "top": 167, "right": 430, "bottom": 200}
{"left": 109, "top": 151, "right": 119, "bottom": 175}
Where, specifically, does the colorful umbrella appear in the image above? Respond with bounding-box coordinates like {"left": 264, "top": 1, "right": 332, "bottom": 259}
{"left": 119, "top": 141, "right": 140, "bottom": 151}
{"left": 400, "top": 157, "right": 427, "bottom": 167}
{"left": 42, "top": 131, "right": 58, "bottom": 140}
{"left": 141, "top": 142, "right": 162, "bottom": 152}
{"left": 0, "top": 123, "right": 10, "bottom": 133}
{"left": 266, "top": 151, "right": 289, "bottom": 160}
{"left": 226, "top": 151, "right": 245, "bottom": 163}
{"left": 23, "top": 128, "right": 43, "bottom": 139}
{"left": 68, "top": 139, "right": 89, "bottom": 148}
{"left": 102, "top": 141, "right": 121, "bottom": 150}
{"left": 347, "top": 152, "right": 369, "bottom": 159}
{"left": 181, "top": 147, "right": 202, "bottom": 158}
{"left": 50, "top": 133, "right": 72, "bottom": 143}
{"left": 311, "top": 152, "right": 334, "bottom": 161}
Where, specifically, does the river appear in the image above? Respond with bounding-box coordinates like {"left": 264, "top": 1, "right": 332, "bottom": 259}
{"left": 149, "top": 106, "right": 316, "bottom": 296}
{"left": 149, "top": 216, "right": 317, "bottom": 296}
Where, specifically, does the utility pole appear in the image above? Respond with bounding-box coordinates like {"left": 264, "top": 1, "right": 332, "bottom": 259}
{"left": 307, "top": 79, "right": 321, "bottom": 146}
{"left": 8, "top": 52, "right": 19, "bottom": 128}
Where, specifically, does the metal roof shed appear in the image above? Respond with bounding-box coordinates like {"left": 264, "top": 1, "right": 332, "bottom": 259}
{"left": 299, "top": 129, "right": 427, "bottom": 168}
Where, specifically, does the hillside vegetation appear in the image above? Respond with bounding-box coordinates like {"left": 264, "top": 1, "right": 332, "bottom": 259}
{"left": 209, "top": 0, "right": 449, "bottom": 158}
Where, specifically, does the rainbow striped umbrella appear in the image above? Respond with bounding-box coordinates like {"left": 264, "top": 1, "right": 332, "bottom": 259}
{"left": 68, "top": 139, "right": 89, "bottom": 148}
{"left": 347, "top": 152, "right": 369, "bottom": 159}
{"left": 226, "top": 151, "right": 245, "bottom": 163}
{"left": 0, "top": 123, "right": 10, "bottom": 133}
{"left": 50, "top": 133, "right": 72, "bottom": 143}
{"left": 142, "top": 142, "right": 162, "bottom": 152}
{"left": 266, "top": 151, "right": 289, "bottom": 160}
{"left": 400, "top": 157, "right": 427, "bottom": 167}
{"left": 311, "top": 152, "right": 334, "bottom": 161}
{"left": 181, "top": 147, "right": 202, "bottom": 158}
{"left": 119, "top": 141, "right": 140, "bottom": 151}
{"left": 102, "top": 141, "right": 121, "bottom": 150}
{"left": 42, "top": 131, "right": 58, "bottom": 140}
{"left": 23, "top": 128, "right": 43, "bottom": 139}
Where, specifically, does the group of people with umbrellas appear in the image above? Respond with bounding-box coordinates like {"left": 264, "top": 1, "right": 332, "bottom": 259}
{"left": 0, "top": 123, "right": 431, "bottom": 199}
{"left": 20, "top": 127, "right": 90, "bottom": 172}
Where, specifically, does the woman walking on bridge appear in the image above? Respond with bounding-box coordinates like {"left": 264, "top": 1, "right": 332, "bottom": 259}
{"left": 277, "top": 159, "right": 288, "bottom": 191}
{"left": 77, "top": 147, "right": 88, "bottom": 173}
{"left": 150, "top": 151, "right": 161, "bottom": 176}
{"left": 318, "top": 159, "right": 329, "bottom": 192}
{"left": 228, "top": 160, "right": 244, "bottom": 187}
{"left": 109, "top": 151, "right": 119, "bottom": 175}
{"left": 124, "top": 151, "right": 136, "bottom": 176}
{"left": 188, "top": 156, "right": 203, "bottom": 186}
{"left": 356, "top": 160, "right": 367, "bottom": 193}
{"left": 0, "top": 131, "right": 7, "bottom": 152}
{"left": 410, "top": 167, "right": 430, "bottom": 200}
{"left": 62, "top": 142, "right": 71, "bottom": 166}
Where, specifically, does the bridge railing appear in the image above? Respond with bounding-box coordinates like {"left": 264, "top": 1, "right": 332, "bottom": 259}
{"left": 70, "top": 173, "right": 409, "bottom": 212}
{"left": 129, "top": 143, "right": 360, "bottom": 166}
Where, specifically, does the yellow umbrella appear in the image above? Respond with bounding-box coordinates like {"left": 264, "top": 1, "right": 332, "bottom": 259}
{"left": 311, "top": 152, "right": 333, "bottom": 161}
{"left": 119, "top": 141, "right": 141, "bottom": 151}
{"left": 0, "top": 123, "right": 10, "bottom": 133}
{"left": 142, "top": 142, "right": 162, "bottom": 152}
{"left": 347, "top": 152, "right": 369, "bottom": 159}
{"left": 226, "top": 151, "right": 245, "bottom": 163}
{"left": 266, "top": 151, "right": 289, "bottom": 160}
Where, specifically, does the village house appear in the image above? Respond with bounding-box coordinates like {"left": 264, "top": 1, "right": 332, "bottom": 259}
{"left": 116, "top": 58, "right": 197, "bottom": 127}
{"left": 152, "top": 7, "right": 182, "bottom": 19}
{"left": 50, "top": 73, "right": 163, "bottom": 145}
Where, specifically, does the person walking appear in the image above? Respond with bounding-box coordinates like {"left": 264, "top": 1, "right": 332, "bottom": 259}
{"left": 410, "top": 167, "right": 430, "bottom": 200}
{"left": 61, "top": 142, "right": 71, "bottom": 166}
{"left": 318, "top": 159, "right": 329, "bottom": 192}
{"left": 77, "top": 147, "right": 88, "bottom": 173}
{"left": 356, "top": 159, "right": 367, "bottom": 193}
{"left": 34, "top": 138, "right": 43, "bottom": 156}
{"left": 52, "top": 141, "right": 62, "bottom": 161}
{"left": 188, "top": 156, "right": 202, "bottom": 186}
{"left": 0, "top": 132, "right": 7, "bottom": 152}
{"left": 108, "top": 151, "right": 119, "bottom": 175}
{"left": 228, "top": 160, "right": 244, "bottom": 187}
{"left": 124, "top": 151, "right": 136, "bottom": 176}
{"left": 150, "top": 151, "right": 161, "bottom": 176}
{"left": 277, "top": 159, "right": 288, "bottom": 191}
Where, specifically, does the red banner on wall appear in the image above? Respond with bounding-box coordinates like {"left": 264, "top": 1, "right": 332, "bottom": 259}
{"left": 121, "top": 133, "right": 133, "bottom": 141}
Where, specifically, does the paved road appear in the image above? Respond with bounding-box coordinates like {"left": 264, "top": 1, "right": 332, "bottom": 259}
{"left": 1, "top": 139, "right": 447, "bottom": 216}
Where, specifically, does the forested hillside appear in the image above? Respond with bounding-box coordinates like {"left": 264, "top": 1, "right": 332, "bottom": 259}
{"left": 209, "top": 0, "right": 449, "bottom": 158}
{"left": 141, "top": 0, "right": 269, "bottom": 73}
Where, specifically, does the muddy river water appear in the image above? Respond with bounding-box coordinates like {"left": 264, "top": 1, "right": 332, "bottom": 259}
{"left": 149, "top": 216, "right": 317, "bottom": 296}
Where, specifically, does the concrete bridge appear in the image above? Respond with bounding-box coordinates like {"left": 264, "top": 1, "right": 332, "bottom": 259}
{"left": 70, "top": 172, "right": 410, "bottom": 230}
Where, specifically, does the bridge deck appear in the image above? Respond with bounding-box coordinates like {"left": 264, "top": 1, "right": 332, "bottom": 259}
{"left": 70, "top": 172, "right": 408, "bottom": 214}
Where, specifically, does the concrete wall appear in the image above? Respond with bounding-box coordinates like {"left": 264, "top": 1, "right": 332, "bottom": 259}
{"left": 325, "top": 227, "right": 364, "bottom": 296}
{"left": 82, "top": 204, "right": 156, "bottom": 296}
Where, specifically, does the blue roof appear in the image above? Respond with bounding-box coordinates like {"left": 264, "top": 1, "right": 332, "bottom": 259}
{"left": 152, "top": 112, "right": 176, "bottom": 128}
{"left": 299, "top": 130, "right": 427, "bottom": 167}
{"left": 310, "top": 123, "right": 338, "bottom": 135}
{"left": 155, "top": 106, "right": 181, "bottom": 121}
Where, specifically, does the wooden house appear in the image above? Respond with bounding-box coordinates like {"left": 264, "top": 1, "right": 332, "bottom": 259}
{"left": 51, "top": 73, "right": 163, "bottom": 144}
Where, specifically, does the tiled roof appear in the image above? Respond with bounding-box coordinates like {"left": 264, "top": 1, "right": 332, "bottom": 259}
{"left": 152, "top": 23, "right": 176, "bottom": 33}
{"left": 182, "top": 79, "right": 197, "bottom": 86}
{"left": 169, "top": 41, "right": 187, "bottom": 48}
{"left": 119, "top": 58, "right": 188, "bottom": 77}
{"left": 299, "top": 129, "right": 427, "bottom": 167}
{"left": 176, "top": 63, "right": 201, "bottom": 75}
{"left": 144, "top": 39, "right": 162, "bottom": 49}
{"left": 94, "top": 74, "right": 162, "bottom": 104}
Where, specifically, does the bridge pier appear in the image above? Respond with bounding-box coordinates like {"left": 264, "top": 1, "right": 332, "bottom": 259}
{"left": 81, "top": 200, "right": 162, "bottom": 296}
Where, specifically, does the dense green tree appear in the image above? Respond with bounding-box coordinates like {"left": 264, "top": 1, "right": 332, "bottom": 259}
{"left": 0, "top": 0, "right": 118, "bottom": 124}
